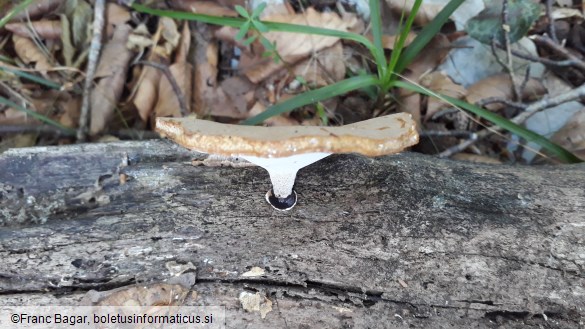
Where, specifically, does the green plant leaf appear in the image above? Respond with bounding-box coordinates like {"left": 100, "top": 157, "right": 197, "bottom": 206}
{"left": 259, "top": 37, "right": 275, "bottom": 51}
{"left": 0, "top": 0, "right": 35, "bottom": 29}
{"left": 465, "top": 0, "right": 540, "bottom": 45}
{"left": 0, "top": 66, "right": 62, "bottom": 90}
{"left": 253, "top": 20, "right": 269, "bottom": 33}
{"left": 385, "top": 0, "right": 423, "bottom": 86}
{"left": 295, "top": 76, "right": 307, "bottom": 85}
{"left": 235, "top": 5, "right": 250, "bottom": 19}
{"left": 394, "top": 80, "right": 583, "bottom": 164}
{"left": 236, "top": 21, "right": 251, "bottom": 40}
{"left": 316, "top": 102, "right": 329, "bottom": 125}
{"left": 252, "top": 2, "right": 267, "bottom": 19}
{"left": 243, "top": 34, "right": 257, "bottom": 46}
{"left": 369, "top": 0, "right": 387, "bottom": 77}
{"left": 241, "top": 75, "right": 380, "bottom": 125}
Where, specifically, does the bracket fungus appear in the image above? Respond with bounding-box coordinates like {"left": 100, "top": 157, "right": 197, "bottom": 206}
{"left": 156, "top": 113, "right": 419, "bottom": 211}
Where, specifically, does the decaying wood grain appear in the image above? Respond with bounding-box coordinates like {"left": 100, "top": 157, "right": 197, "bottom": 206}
{"left": 0, "top": 140, "right": 584, "bottom": 328}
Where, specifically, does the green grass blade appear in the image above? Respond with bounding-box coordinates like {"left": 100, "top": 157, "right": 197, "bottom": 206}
{"left": 241, "top": 75, "right": 380, "bottom": 125}
{"left": 0, "top": 66, "right": 61, "bottom": 90}
{"left": 369, "top": 0, "right": 387, "bottom": 76}
{"left": 394, "top": 0, "right": 465, "bottom": 74}
{"left": 0, "top": 0, "right": 35, "bottom": 29}
{"left": 131, "top": 4, "right": 377, "bottom": 59}
{"left": 0, "top": 97, "right": 76, "bottom": 135}
{"left": 394, "top": 80, "right": 583, "bottom": 163}
{"left": 385, "top": 0, "right": 423, "bottom": 84}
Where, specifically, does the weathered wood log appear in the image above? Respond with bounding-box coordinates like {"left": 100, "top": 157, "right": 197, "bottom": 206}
{"left": 0, "top": 140, "right": 584, "bottom": 328}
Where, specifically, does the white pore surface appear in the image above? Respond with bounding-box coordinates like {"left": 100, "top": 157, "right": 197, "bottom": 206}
{"left": 242, "top": 153, "right": 331, "bottom": 198}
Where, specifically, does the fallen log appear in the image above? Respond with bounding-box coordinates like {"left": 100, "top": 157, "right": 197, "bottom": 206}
{"left": 0, "top": 140, "right": 583, "bottom": 328}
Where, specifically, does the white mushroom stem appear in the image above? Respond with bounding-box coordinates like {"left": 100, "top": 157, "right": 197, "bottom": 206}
{"left": 241, "top": 153, "right": 332, "bottom": 198}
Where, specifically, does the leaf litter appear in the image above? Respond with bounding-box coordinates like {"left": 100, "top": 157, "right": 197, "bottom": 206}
{"left": 0, "top": 0, "right": 583, "bottom": 164}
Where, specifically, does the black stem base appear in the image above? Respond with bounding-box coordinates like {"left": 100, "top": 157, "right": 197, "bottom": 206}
{"left": 265, "top": 189, "right": 297, "bottom": 211}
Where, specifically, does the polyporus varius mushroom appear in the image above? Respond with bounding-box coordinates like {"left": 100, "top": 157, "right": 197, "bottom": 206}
{"left": 155, "top": 113, "right": 419, "bottom": 211}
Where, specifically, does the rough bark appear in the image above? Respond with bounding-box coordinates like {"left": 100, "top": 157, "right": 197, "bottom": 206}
{"left": 0, "top": 140, "right": 584, "bottom": 328}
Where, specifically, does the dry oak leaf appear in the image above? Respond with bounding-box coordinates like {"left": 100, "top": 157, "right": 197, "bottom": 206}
{"left": 172, "top": 0, "right": 238, "bottom": 16}
{"left": 550, "top": 108, "right": 585, "bottom": 161}
{"left": 90, "top": 24, "right": 133, "bottom": 135}
{"left": 6, "top": 20, "right": 61, "bottom": 39}
{"left": 292, "top": 42, "right": 346, "bottom": 87}
{"left": 5, "top": 0, "right": 61, "bottom": 21}
{"left": 239, "top": 7, "right": 349, "bottom": 83}
{"left": 197, "top": 76, "right": 255, "bottom": 119}
{"left": 465, "top": 73, "right": 546, "bottom": 111}
{"left": 106, "top": 3, "right": 131, "bottom": 26}
{"left": 247, "top": 102, "right": 298, "bottom": 126}
{"left": 12, "top": 35, "right": 52, "bottom": 73}
{"left": 154, "top": 22, "right": 193, "bottom": 118}
{"left": 420, "top": 71, "right": 466, "bottom": 121}
{"left": 398, "top": 35, "right": 451, "bottom": 124}
{"left": 81, "top": 274, "right": 195, "bottom": 306}
{"left": 154, "top": 61, "right": 193, "bottom": 117}
{"left": 132, "top": 56, "right": 164, "bottom": 122}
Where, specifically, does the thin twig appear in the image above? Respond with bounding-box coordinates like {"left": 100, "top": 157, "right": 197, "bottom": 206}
{"left": 77, "top": 0, "right": 105, "bottom": 142}
{"left": 421, "top": 130, "right": 476, "bottom": 138}
{"left": 132, "top": 60, "right": 189, "bottom": 117}
{"left": 545, "top": 0, "right": 559, "bottom": 44}
{"left": 508, "top": 48, "right": 582, "bottom": 67}
{"left": 532, "top": 35, "right": 585, "bottom": 71}
{"left": 437, "top": 133, "right": 478, "bottom": 158}
{"left": 475, "top": 97, "right": 527, "bottom": 110}
{"left": 510, "top": 82, "right": 585, "bottom": 125}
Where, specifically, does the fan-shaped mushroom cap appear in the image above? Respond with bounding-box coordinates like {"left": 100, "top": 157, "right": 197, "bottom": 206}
{"left": 156, "top": 113, "right": 419, "bottom": 210}
{"left": 155, "top": 113, "right": 419, "bottom": 158}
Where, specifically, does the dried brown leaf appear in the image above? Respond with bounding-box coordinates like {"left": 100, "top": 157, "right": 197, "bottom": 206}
{"left": 420, "top": 71, "right": 466, "bottom": 121}
{"left": 292, "top": 42, "right": 345, "bottom": 87}
{"left": 6, "top": 20, "right": 62, "bottom": 39}
{"left": 90, "top": 24, "right": 132, "bottom": 135}
{"left": 398, "top": 35, "right": 451, "bottom": 125}
{"left": 198, "top": 76, "right": 253, "bottom": 119}
{"left": 239, "top": 7, "right": 348, "bottom": 83}
{"left": 248, "top": 102, "right": 298, "bottom": 126}
{"left": 154, "top": 61, "right": 193, "bottom": 117}
{"left": 385, "top": 0, "right": 442, "bottom": 25}
{"left": 550, "top": 108, "right": 585, "bottom": 161}
{"left": 12, "top": 35, "right": 52, "bottom": 72}
{"left": 193, "top": 34, "right": 218, "bottom": 115}
{"left": 106, "top": 3, "right": 131, "bottom": 27}
{"left": 6, "top": 0, "right": 61, "bottom": 21}
{"left": 466, "top": 74, "right": 546, "bottom": 111}
{"left": 172, "top": 0, "right": 238, "bottom": 16}
{"left": 81, "top": 274, "right": 195, "bottom": 306}
{"left": 58, "top": 95, "right": 81, "bottom": 128}
{"left": 369, "top": 33, "right": 416, "bottom": 50}
{"left": 132, "top": 58, "right": 164, "bottom": 122}
{"left": 160, "top": 17, "right": 180, "bottom": 57}
{"left": 175, "top": 22, "right": 191, "bottom": 64}
{"left": 404, "top": 34, "right": 451, "bottom": 80}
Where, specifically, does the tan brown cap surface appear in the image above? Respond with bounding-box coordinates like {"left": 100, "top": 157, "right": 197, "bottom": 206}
{"left": 155, "top": 113, "right": 419, "bottom": 158}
